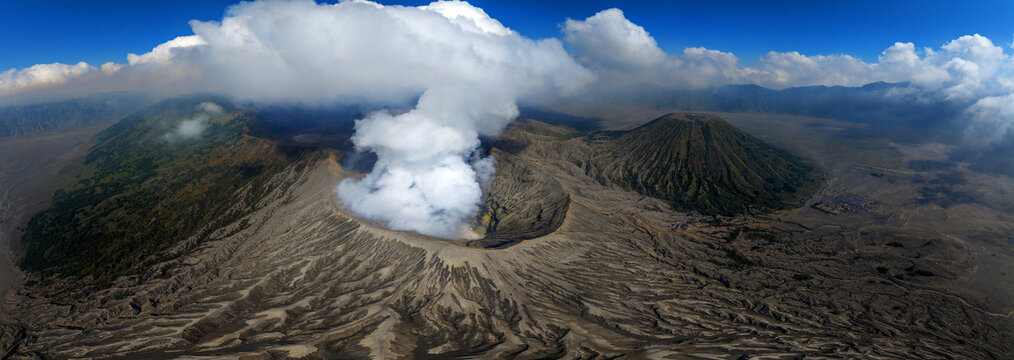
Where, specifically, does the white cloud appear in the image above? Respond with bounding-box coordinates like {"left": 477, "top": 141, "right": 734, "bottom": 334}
{"left": 749, "top": 52, "right": 877, "bottom": 88}
{"left": 563, "top": 9, "right": 666, "bottom": 71}
{"left": 562, "top": 9, "right": 1014, "bottom": 142}
{"left": 0, "top": 34, "right": 207, "bottom": 97}
{"left": 197, "top": 101, "right": 224, "bottom": 115}
{"left": 163, "top": 101, "right": 223, "bottom": 142}
{"left": 421, "top": 0, "right": 513, "bottom": 36}
{"left": 967, "top": 93, "right": 1014, "bottom": 142}
{"left": 876, "top": 42, "right": 949, "bottom": 87}
{"left": 4, "top": 4, "right": 1012, "bottom": 106}
{"left": 100, "top": 62, "right": 124, "bottom": 75}
{"left": 562, "top": 10, "right": 1014, "bottom": 97}
{"left": 127, "top": 35, "right": 207, "bottom": 66}
{"left": 164, "top": 115, "right": 209, "bottom": 141}
{"left": 0, "top": 62, "right": 95, "bottom": 96}
{"left": 563, "top": 9, "right": 745, "bottom": 88}
{"left": 671, "top": 47, "right": 740, "bottom": 86}
{"left": 734, "top": 34, "right": 1013, "bottom": 97}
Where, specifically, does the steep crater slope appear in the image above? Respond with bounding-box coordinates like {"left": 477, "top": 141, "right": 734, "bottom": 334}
{"left": 587, "top": 113, "right": 821, "bottom": 215}
{"left": 467, "top": 148, "right": 569, "bottom": 249}
{"left": 463, "top": 119, "right": 580, "bottom": 249}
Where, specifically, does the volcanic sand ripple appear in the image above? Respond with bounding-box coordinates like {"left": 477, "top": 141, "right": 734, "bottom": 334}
{"left": 1, "top": 121, "right": 1012, "bottom": 358}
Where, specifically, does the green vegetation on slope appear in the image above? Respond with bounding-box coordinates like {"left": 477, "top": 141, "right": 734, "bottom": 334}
{"left": 19, "top": 96, "right": 305, "bottom": 282}
{"left": 592, "top": 113, "right": 820, "bottom": 215}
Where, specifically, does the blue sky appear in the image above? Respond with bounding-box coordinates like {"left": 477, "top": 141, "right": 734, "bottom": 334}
{"left": 2, "top": 0, "right": 1013, "bottom": 70}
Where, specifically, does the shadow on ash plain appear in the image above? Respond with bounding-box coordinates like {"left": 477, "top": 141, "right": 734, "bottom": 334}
{"left": 2, "top": 119, "right": 1013, "bottom": 359}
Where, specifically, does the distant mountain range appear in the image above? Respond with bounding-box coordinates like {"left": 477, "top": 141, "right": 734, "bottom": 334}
{"left": 0, "top": 92, "right": 156, "bottom": 137}
{"left": 581, "top": 82, "right": 970, "bottom": 141}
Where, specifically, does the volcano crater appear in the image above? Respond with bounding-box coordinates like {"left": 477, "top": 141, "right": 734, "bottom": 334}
{"left": 467, "top": 149, "right": 570, "bottom": 249}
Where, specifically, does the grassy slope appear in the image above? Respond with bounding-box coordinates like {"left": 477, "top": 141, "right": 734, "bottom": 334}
{"left": 595, "top": 113, "right": 820, "bottom": 215}
{"left": 19, "top": 96, "right": 303, "bottom": 282}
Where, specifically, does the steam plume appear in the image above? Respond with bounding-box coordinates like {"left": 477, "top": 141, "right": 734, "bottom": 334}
{"left": 188, "top": 0, "right": 591, "bottom": 238}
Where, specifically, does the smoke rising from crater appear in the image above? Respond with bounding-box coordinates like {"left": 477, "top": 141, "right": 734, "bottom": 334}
{"left": 189, "top": 0, "right": 591, "bottom": 238}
